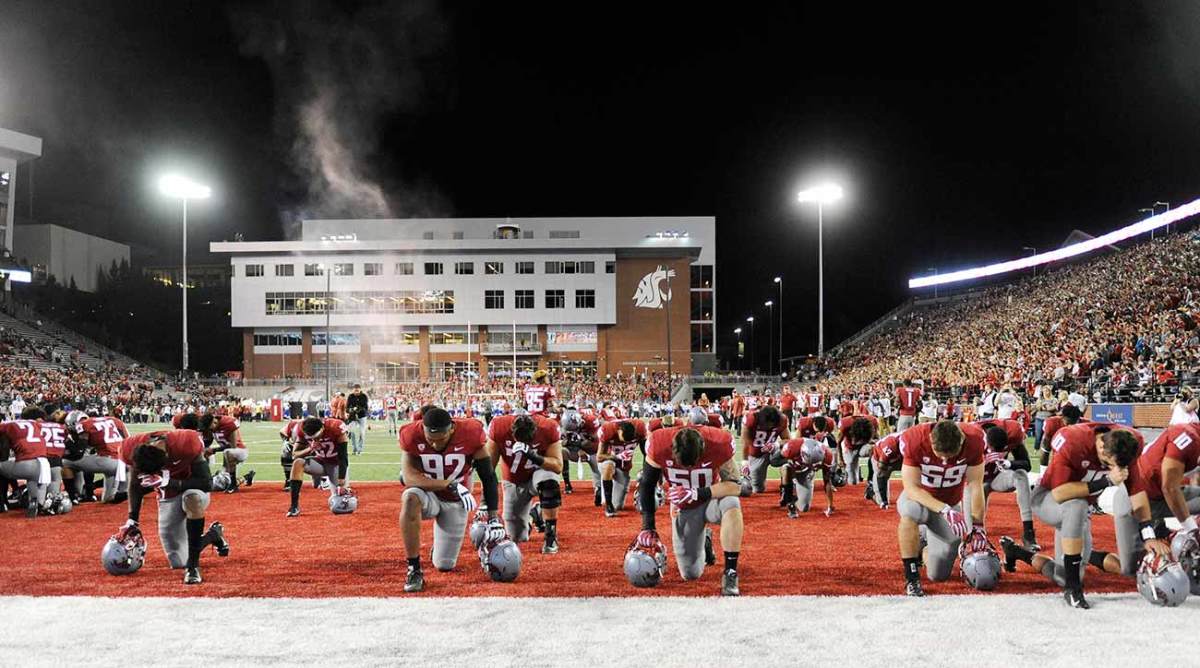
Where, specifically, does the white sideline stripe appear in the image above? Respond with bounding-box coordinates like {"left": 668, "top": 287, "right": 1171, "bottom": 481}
{"left": 2, "top": 594, "right": 1195, "bottom": 667}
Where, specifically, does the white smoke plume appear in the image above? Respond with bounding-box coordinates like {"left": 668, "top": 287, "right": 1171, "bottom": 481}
{"left": 230, "top": 0, "right": 453, "bottom": 237}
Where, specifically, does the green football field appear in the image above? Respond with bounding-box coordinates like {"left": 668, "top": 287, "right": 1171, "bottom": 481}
{"left": 127, "top": 419, "right": 1047, "bottom": 483}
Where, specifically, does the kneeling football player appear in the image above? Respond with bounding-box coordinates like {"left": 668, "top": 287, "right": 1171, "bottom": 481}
{"left": 118, "top": 430, "right": 230, "bottom": 584}
{"left": 896, "top": 420, "right": 987, "bottom": 597}
{"left": 838, "top": 415, "right": 878, "bottom": 489}
{"left": 286, "top": 416, "right": 351, "bottom": 517}
{"left": 487, "top": 413, "right": 564, "bottom": 553}
{"left": 976, "top": 419, "right": 1038, "bottom": 550}
{"left": 636, "top": 425, "right": 743, "bottom": 596}
{"left": 739, "top": 405, "right": 789, "bottom": 496}
{"left": 771, "top": 437, "right": 837, "bottom": 518}
{"left": 399, "top": 408, "right": 503, "bottom": 593}
{"left": 596, "top": 419, "right": 646, "bottom": 517}
{"left": 870, "top": 433, "right": 902, "bottom": 510}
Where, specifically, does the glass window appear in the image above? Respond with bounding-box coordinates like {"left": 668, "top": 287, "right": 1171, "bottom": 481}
{"left": 485, "top": 290, "right": 504, "bottom": 309}
{"left": 690, "top": 265, "right": 714, "bottom": 289}
{"left": 429, "top": 330, "right": 476, "bottom": 345}
{"left": 364, "top": 262, "right": 382, "bottom": 276}
{"left": 605, "top": 261, "right": 615, "bottom": 274}
{"left": 305, "top": 264, "right": 324, "bottom": 276}
{"left": 546, "top": 289, "right": 565, "bottom": 309}
{"left": 373, "top": 361, "right": 421, "bottom": 381}
{"left": 253, "top": 332, "right": 301, "bottom": 346}
{"left": 395, "top": 262, "right": 413, "bottom": 275}
{"left": 264, "top": 290, "right": 455, "bottom": 315}
{"left": 425, "top": 262, "right": 443, "bottom": 275}
{"left": 455, "top": 261, "right": 474, "bottom": 275}
{"left": 545, "top": 261, "right": 562, "bottom": 274}
{"left": 452, "top": 231, "right": 464, "bottom": 240}
{"left": 515, "top": 290, "right": 534, "bottom": 309}
{"left": 485, "top": 261, "right": 504, "bottom": 275}
{"left": 245, "top": 264, "right": 264, "bottom": 277}
{"left": 690, "top": 323, "right": 714, "bottom": 353}
{"left": 335, "top": 263, "right": 353, "bottom": 276}
{"left": 578, "top": 261, "right": 595, "bottom": 274}
{"left": 516, "top": 261, "right": 535, "bottom": 274}
{"left": 575, "top": 289, "right": 595, "bottom": 308}
{"left": 312, "top": 332, "right": 361, "bottom": 346}
{"left": 549, "top": 230, "right": 580, "bottom": 239}
{"left": 275, "top": 264, "right": 294, "bottom": 277}
{"left": 690, "top": 291, "right": 713, "bottom": 320}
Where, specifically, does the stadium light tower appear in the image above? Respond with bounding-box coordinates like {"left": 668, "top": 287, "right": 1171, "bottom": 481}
{"left": 746, "top": 316, "right": 756, "bottom": 374}
{"left": 773, "top": 276, "right": 782, "bottom": 370}
{"left": 158, "top": 174, "right": 211, "bottom": 372}
{"left": 797, "top": 183, "right": 843, "bottom": 358}
{"left": 764, "top": 300, "right": 774, "bottom": 375}
{"left": 734, "top": 327, "right": 743, "bottom": 368}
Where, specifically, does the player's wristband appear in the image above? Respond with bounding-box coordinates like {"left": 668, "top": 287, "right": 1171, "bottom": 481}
{"left": 1086, "top": 479, "right": 1112, "bottom": 494}
{"left": 1139, "top": 521, "right": 1156, "bottom": 542}
{"left": 526, "top": 451, "right": 545, "bottom": 467}
{"left": 696, "top": 486, "right": 713, "bottom": 504}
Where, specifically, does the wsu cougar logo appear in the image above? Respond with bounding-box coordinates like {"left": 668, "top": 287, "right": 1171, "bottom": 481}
{"left": 633, "top": 266, "right": 676, "bottom": 309}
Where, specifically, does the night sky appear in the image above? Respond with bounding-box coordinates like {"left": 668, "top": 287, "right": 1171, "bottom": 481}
{"left": 3, "top": 1, "right": 1200, "bottom": 370}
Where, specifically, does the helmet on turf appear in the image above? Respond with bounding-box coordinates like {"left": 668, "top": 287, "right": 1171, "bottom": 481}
{"left": 800, "top": 439, "right": 825, "bottom": 466}
{"left": 50, "top": 494, "right": 72, "bottom": 515}
{"left": 1170, "top": 529, "right": 1200, "bottom": 595}
{"left": 101, "top": 529, "right": 146, "bottom": 576}
{"left": 958, "top": 534, "right": 1002, "bottom": 591}
{"left": 328, "top": 488, "right": 358, "bottom": 514}
{"left": 828, "top": 466, "right": 848, "bottom": 488}
{"left": 211, "top": 471, "right": 233, "bottom": 492}
{"left": 561, "top": 410, "right": 582, "bottom": 432}
{"left": 1136, "top": 552, "right": 1190, "bottom": 607}
{"left": 624, "top": 539, "right": 667, "bottom": 588}
{"left": 478, "top": 538, "right": 522, "bottom": 582}
{"left": 688, "top": 407, "right": 707, "bottom": 426}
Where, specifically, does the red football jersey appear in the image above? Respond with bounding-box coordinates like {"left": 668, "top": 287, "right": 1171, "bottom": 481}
{"left": 838, "top": 415, "right": 879, "bottom": 448}
{"left": 897, "top": 387, "right": 923, "bottom": 416}
{"left": 118, "top": 430, "right": 204, "bottom": 499}
{"left": 648, "top": 417, "right": 675, "bottom": 432}
{"left": 899, "top": 422, "right": 986, "bottom": 505}
{"left": 400, "top": 418, "right": 487, "bottom": 500}
{"left": 1041, "top": 416, "right": 1091, "bottom": 451}
{"left": 210, "top": 415, "right": 244, "bottom": 449}
{"left": 975, "top": 419, "right": 1025, "bottom": 449}
{"left": 556, "top": 411, "right": 600, "bottom": 442}
{"left": 384, "top": 396, "right": 397, "bottom": 410}
{"left": 77, "top": 416, "right": 129, "bottom": 458}
{"left": 1041, "top": 422, "right": 1145, "bottom": 495}
{"left": 294, "top": 418, "right": 347, "bottom": 463}
{"left": 647, "top": 425, "right": 734, "bottom": 510}
{"left": 598, "top": 419, "right": 647, "bottom": 472}
{"left": 0, "top": 420, "right": 48, "bottom": 460}
{"left": 1137, "top": 423, "right": 1200, "bottom": 500}
{"left": 487, "top": 414, "right": 561, "bottom": 484}
{"left": 872, "top": 433, "right": 902, "bottom": 466}
{"left": 778, "top": 437, "right": 835, "bottom": 475}
{"left": 805, "top": 392, "right": 824, "bottom": 414}
{"left": 524, "top": 384, "right": 556, "bottom": 415}
{"left": 780, "top": 392, "right": 797, "bottom": 412}
{"left": 279, "top": 418, "right": 302, "bottom": 440}
{"left": 793, "top": 416, "right": 819, "bottom": 439}
{"left": 743, "top": 409, "right": 791, "bottom": 456}
{"left": 40, "top": 421, "right": 67, "bottom": 458}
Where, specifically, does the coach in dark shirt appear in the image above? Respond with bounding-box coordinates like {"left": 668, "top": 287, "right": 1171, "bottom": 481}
{"left": 347, "top": 384, "right": 369, "bottom": 455}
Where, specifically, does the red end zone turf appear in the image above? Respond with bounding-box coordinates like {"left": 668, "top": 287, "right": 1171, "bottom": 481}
{"left": 0, "top": 481, "right": 1133, "bottom": 598}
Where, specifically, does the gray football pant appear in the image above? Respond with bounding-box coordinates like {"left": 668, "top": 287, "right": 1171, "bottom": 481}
{"left": 502, "top": 469, "right": 561, "bottom": 542}
{"left": 303, "top": 459, "right": 341, "bottom": 492}
{"left": 672, "top": 497, "right": 740, "bottom": 580}
{"left": 896, "top": 415, "right": 916, "bottom": 432}
{"left": 403, "top": 487, "right": 469, "bottom": 571}
{"left": 792, "top": 470, "right": 816, "bottom": 512}
{"left": 988, "top": 469, "right": 1033, "bottom": 521}
{"left": 64, "top": 455, "right": 126, "bottom": 502}
{"left": 747, "top": 455, "right": 770, "bottom": 494}
{"left": 158, "top": 489, "right": 211, "bottom": 569}
{"left": 1111, "top": 485, "right": 1200, "bottom": 576}
{"left": 1031, "top": 486, "right": 1091, "bottom": 587}
{"left": 0, "top": 459, "right": 47, "bottom": 508}
{"left": 597, "top": 461, "right": 631, "bottom": 509}
{"left": 844, "top": 444, "right": 872, "bottom": 485}
{"left": 897, "top": 491, "right": 962, "bottom": 582}
{"left": 566, "top": 450, "right": 601, "bottom": 488}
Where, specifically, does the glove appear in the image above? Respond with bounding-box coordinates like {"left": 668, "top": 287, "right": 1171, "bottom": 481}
{"left": 618, "top": 448, "right": 634, "bottom": 462}
{"left": 454, "top": 483, "right": 478, "bottom": 513}
{"left": 940, "top": 506, "right": 969, "bottom": 538}
{"left": 635, "top": 529, "right": 660, "bottom": 549}
{"left": 963, "top": 526, "right": 990, "bottom": 553}
{"left": 138, "top": 471, "right": 169, "bottom": 490}
{"left": 511, "top": 441, "right": 530, "bottom": 456}
{"left": 116, "top": 519, "right": 140, "bottom": 542}
{"left": 484, "top": 518, "right": 507, "bottom": 543}
{"left": 740, "top": 463, "right": 751, "bottom": 479}
{"left": 337, "top": 486, "right": 356, "bottom": 497}
{"left": 983, "top": 451, "right": 1008, "bottom": 467}
{"left": 667, "top": 485, "right": 699, "bottom": 506}
{"left": 1182, "top": 515, "right": 1199, "bottom": 533}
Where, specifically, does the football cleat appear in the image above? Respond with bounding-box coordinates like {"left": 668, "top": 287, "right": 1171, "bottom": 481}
{"left": 243, "top": 470, "right": 256, "bottom": 487}
{"left": 704, "top": 527, "right": 716, "bottom": 566}
{"left": 594, "top": 488, "right": 602, "bottom": 507}
{"left": 865, "top": 482, "right": 875, "bottom": 502}
{"left": 286, "top": 506, "right": 300, "bottom": 518}
{"left": 1021, "top": 534, "right": 1041, "bottom": 553}
{"left": 184, "top": 566, "right": 202, "bottom": 585}
{"left": 721, "top": 569, "right": 740, "bottom": 596}
{"left": 207, "top": 522, "right": 230, "bottom": 557}
{"left": 530, "top": 503, "right": 546, "bottom": 533}
{"left": 542, "top": 535, "right": 560, "bottom": 554}
{"left": 999, "top": 536, "right": 1031, "bottom": 573}
{"left": 404, "top": 566, "right": 425, "bottom": 593}
{"left": 224, "top": 481, "right": 239, "bottom": 494}
{"left": 905, "top": 580, "right": 925, "bottom": 597}
{"left": 605, "top": 505, "right": 617, "bottom": 518}
{"left": 281, "top": 481, "right": 290, "bottom": 492}
{"left": 563, "top": 482, "right": 574, "bottom": 495}
{"left": 1063, "top": 587, "right": 1090, "bottom": 609}
{"left": 787, "top": 504, "right": 799, "bottom": 519}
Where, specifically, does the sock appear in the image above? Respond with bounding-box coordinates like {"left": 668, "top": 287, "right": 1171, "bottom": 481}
{"left": 602, "top": 480, "right": 614, "bottom": 506}
{"left": 289, "top": 479, "right": 301, "bottom": 508}
{"left": 186, "top": 518, "right": 204, "bottom": 569}
{"left": 724, "top": 551, "right": 739, "bottom": 572}
{"left": 1022, "top": 520, "right": 1035, "bottom": 539}
{"left": 563, "top": 467, "right": 571, "bottom": 486}
{"left": 1088, "top": 550, "right": 1109, "bottom": 570}
{"left": 902, "top": 557, "right": 920, "bottom": 583}
{"left": 545, "top": 519, "right": 558, "bottom": 541}
{"left": 407, "top": 556, "right": 420, "bottom": 571}
{"left": 1063, "top": 554, "right": 1082, "bottom": 589}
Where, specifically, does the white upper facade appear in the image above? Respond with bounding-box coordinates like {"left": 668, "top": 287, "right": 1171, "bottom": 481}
{"left": 212, "top": 216, "right": 714, "bottom": 331}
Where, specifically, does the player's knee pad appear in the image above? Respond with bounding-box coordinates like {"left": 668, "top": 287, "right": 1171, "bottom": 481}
{"left": 679, "top": 561, "right": 705, "bottom": 581}
{"left": 181, "top": 489, "right": 210, "bottom": 519}
{"left": 537, "top": 479, "right": 562, "bottom": 509}
{"left": 717, "top": 495, "right": 741, "bottom": 515}
{"left": 599, "top": 459, "right": 615, "bottom": 475}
